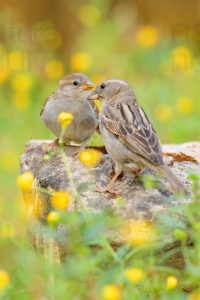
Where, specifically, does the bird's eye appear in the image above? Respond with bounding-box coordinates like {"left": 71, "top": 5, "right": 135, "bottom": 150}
{"left": 73, "top": 80, "right": 79, "bottom": 86}
{"left": 100, "top": 83, "right": 105, "bottom": 89}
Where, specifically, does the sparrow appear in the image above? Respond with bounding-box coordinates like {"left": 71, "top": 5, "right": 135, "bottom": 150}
{"left": 89, "top": 79, "right": 186, "bottom": 194}
{"left": 40, "top": 73, "right": 98, "bottom": 147}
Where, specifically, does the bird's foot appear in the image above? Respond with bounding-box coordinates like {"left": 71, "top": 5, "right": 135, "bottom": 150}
{"left": 134, "top": 168, "right": 143, "bottom": 178}
{"left": 72, "top": 148, "right": 85, "bottom": 160}
{"left": 96, "top": 185, "right": 120, "bottom": 195}
{"left": 71, "top": 140, "right": 89, "bottom": 160}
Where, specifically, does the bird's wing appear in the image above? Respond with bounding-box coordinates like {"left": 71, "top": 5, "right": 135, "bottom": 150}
{"left": 40, "top": 92, "right": 56, "bottom": 116}
{"left": 102, "top": 101, "right": 163, "bottom": 165}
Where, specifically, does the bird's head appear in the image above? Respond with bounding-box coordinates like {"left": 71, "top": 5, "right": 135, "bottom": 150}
{"left": 88, "top": 79, "right": 130, "bottom": 103}
{"left": 59, "top": 73, "right": 94, "bottom": 96}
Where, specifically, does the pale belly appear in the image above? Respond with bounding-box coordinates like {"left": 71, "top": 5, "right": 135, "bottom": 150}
{"left": 42, "top": 98, "right": 97, "bottom": 143}
{"left": 99, "top": 121, "right": 142, "bottom": 171}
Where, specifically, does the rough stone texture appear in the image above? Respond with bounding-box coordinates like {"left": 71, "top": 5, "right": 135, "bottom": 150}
{"left": 20, "top": 140, "right": 200, "bottom": 261}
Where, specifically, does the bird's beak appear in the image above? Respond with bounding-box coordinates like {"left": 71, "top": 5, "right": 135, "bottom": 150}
{"left": 80, "top": 81, "right": 95, "bottom": 91}
{"left": 88, "top": 93, "right": 99, "bottom": 100}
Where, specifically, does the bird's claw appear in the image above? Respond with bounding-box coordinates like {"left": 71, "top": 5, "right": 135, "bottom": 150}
{"left": 96, "top": 185, "right": 120, "bottom": 195}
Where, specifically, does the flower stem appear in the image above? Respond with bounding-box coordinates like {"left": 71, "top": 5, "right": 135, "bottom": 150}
{"left": 59, "top": 148, "right": 85, "bottom": 210}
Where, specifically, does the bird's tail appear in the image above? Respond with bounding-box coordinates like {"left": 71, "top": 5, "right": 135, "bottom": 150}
{"left": 157, "top": 164, "right": 187, "bottom": 194}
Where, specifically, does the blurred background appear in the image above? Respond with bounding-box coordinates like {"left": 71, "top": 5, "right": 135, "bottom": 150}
{"left": 0, "top": 0, "right": 200, "bottom": 219}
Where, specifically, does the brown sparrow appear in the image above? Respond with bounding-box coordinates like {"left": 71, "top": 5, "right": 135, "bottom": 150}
{"left": 89, "top": 79, "right": 186, "bottom": 194}
{"left": 41, "top": 73, "right": 98, "bottom": 147}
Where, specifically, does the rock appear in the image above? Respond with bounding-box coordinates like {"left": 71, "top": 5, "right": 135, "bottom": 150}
{"left": 20, "top": 140, "right": 200, "bottom": 261}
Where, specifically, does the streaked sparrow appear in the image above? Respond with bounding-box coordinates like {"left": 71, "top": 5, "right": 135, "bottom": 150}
{"left": 89, "top": 79, "right": 186, "bottom": 194}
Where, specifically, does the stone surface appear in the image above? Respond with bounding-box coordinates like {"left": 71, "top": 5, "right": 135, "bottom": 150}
{"left": 21, "top": 140, "right": 200, "bottom": 217}
{"left": 20, "top": 140, "right": 200, "bottom": 259}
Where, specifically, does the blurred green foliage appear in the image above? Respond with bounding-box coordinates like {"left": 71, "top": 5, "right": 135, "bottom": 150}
{"left": 0, "top": 175, "right": 200, "bottom": 299}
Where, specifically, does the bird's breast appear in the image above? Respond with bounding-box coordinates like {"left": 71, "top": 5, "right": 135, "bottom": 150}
{"left": 42, "top": 97, "right": 97, "bottom": 143}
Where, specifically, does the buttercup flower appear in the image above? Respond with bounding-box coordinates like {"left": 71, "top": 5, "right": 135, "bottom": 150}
{"left": 17, "top": 171, "right": 34, "bottom": 192}
{"left": 51, "top": 191, "right": 71, "bottom": 210}
{"left": 11, "top": 73, "right": 33, "bottom": 92}
{"left": 135, "top": 26, "right": 159, "bottom": 48}
{"left": 58, "top": 112, "right": 74, "bottom": 128}
{"left": 122, "top": 220, "right": 155, "bottom": 247}
{"left": 124, "top": 267, "right": 145, "bottom": 283}
{"left": 166, "top": 276, "right": 178, "bottom": 289}
{"left": 79, "top": 149, "right": 102, "bottom": 167}
{"left": 102, "top": 284, "right": 121, "bottom": 300}
{"left": 8, "top": 51, "right": 27, "bottom": 71}
{"left": 70, "top": 52, "right": 91, "bottom": 72}
{"left": 177, "top": 98, "right": 193, "bottom": 114}
{"left": 172, "top": 46, "right": 193, "bottom": 72}
{"left": 79, "top": 4, "right": 101, "bottom": 27}
{"left": 0, "top": 270, "right": 10, "bottom": 289}
{"left": 47, "top": 211, "right": 60, "bottom": 225}
{"left": 45, "top": 59, "right": 64, "bottom": 80}
{"left": 154, "top": 104, "right": 173, "bottom": 122}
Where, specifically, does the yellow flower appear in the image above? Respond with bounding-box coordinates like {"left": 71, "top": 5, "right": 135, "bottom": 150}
{"left": 58, "top": 112, "right": 74, "bottom": 128}
{"left": 47, "top": 211, "right": 60, "bottom": 225}
{"left": 79, "top": 149, "right": 102, "bottom": 167}
{"left": 166, "top": 276, "right": 178, "bottom": 289}
{"left": 51, "top": 191, "right": 71, "bottom": 210}
{"left": 70, "top": 52, "right": 91, "bottom": 72}
{"left": 172, "top": 46, "right": 193, "bottom": 72}
{"left": 177, "top": 98, "right": 193, "bottom": 114}
{"left": 102, "top": 284, "right": 121, "bottom": 300}
{"left": 12, "top": 92, "right": 31, "bottom": 110}
{"left": 11, "top": 73, "right": 33, "bottom": 92}
{"left": 8, "top": 51, "right": 27, "bottom": 71}
{"left": 0, "top": 270, "right": 10, "bottom": 289}
{"left": 188, "top": 289, "right": 200, "bottom": 300}
{"left": 124, "top": 267, "right": 144, "bottom": 283}
{"left": 17, "top": 171, "right": 34, "bottom": 192}
{"left": 135, "top": 26, "right": 159, "bottom": 48}
{"left": 0, "top": 66, "right": 10, "bottom": 84}
{"left": 79, "top": 4, "right": 101, "bottom": 27}
{"left": 45, "top": 59, "right": 64, "bottom": 80}
{"left": 122, "top": 220, "right": 155, "bottom": 247}
{"left": 154, "top": 104, "right": 173, "bottom": 122}
{"left": 93, "top": 99, "right": 102, "bottom": 111}
{"left": 42, "top": 28, "right": 62, "bottom": 49}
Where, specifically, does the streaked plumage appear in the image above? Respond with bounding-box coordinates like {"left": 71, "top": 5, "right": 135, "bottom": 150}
{"left": 89, "top": 79, "right": 186, "bottom": 194}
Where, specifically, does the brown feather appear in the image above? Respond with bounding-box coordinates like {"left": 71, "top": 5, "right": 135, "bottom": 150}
{"left": 103, "top": 101, "right": 164, "bottom": 166}
{"left": 40, "top": 92, "right": 55, "bottom": 116}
